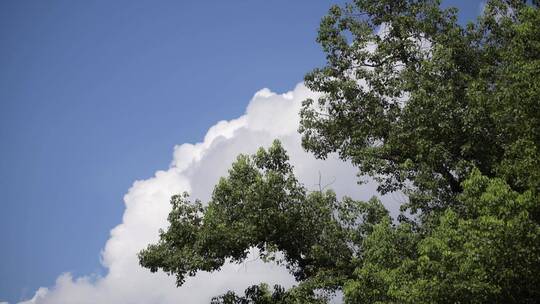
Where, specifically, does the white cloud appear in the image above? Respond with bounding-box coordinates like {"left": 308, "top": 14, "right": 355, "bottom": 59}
{"left": 19, "top": 82, "right": 401, "bottom": 304}
{"left": 17, "top": 288, "right": 47, "bottom": 304}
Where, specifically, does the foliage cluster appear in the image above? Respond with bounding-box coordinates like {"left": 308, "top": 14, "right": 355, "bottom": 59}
{"left": 139, "top": 0, "right": 540, "bottom": 303}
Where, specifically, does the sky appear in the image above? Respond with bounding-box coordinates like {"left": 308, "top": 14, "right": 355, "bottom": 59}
{"left": 0, "top": 1, "right": 483, "bottom": 303}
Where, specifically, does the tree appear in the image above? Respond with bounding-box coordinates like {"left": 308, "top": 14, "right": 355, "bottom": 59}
{"left": 139, "top": 141, "right": 390, "bottom": 301}
{"left": 344, "top": 170, "right": 540, "bottom": 303}
{"left": 300, "top": 0, "right": 540, "bottom": 215}
{"left": 210, "top": 283, "right": 327, "bottom": 304}
{"left": 139, "top": 0, "right": 540, "bottom": 303}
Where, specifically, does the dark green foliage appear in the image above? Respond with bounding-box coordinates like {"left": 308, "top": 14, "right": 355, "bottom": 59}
{"left": 210, "top": 284, "right": 327, "bottom": 304}
{"left": 300, "top": 0, "right": 540, "bottom": 214}
{"left": 139, "top": 141, "right": 388, "bottom": 292}
{"left": 139, "top": 0, "right": 540, "bottom": 303}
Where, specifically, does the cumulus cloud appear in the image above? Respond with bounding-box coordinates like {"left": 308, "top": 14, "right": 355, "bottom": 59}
{"left": 19, "top": 83, "right": 402, "bottom": 304}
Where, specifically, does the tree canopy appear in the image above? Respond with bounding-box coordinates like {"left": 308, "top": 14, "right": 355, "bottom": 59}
{"left": 139, "top": 0, "right": 540, "bottom": 303}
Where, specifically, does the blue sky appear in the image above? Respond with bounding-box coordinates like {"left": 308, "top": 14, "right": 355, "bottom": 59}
{"left": 0, "top": 1, "right": 482, "bottom": 302}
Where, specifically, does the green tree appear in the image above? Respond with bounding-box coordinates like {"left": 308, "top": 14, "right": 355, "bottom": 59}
{"left": 139, "top": 0, "right": 540, "bottom": 303}
{"left": 139, "top": 141, "right": 389, "bottom": 300}
{"left": 344, "top": 170, "right": 540, "bottom": 303}
{"left": 210, "top": 283, "right": 327, "bottom": 304}
{"left": 300, "top": 0, "right": 540, "bottom": 215}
